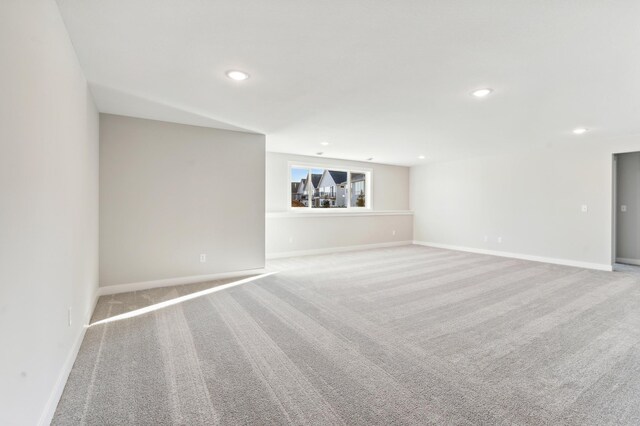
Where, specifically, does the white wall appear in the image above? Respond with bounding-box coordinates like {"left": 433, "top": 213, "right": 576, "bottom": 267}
{"left": 100, "top": 114, "right": 265, "bottom": 287}
{"left": 615, "top": 152, "right": 640, "bottom": 263}
{"left": 0, "top": 1, "right": 99, "bottom": 424}
{"left": 266, "top": 152, "right": 412, "bottom": 257}
{"left": 411, "top": 138, "right": 640, "bottom": 270}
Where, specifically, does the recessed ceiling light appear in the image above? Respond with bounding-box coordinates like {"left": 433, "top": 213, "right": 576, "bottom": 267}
{"left": 418, "top": 155, "right": 426, "bottom": 159}
{"left": 472, "top": 88, "right": 493, "bottom": 98}
{"left": 316, "top": 152, "right": 324, "bottom": 156}
{"left": 572, "top": 127, "right": 588, "bottom": 135}
{"left": 320, "top": 141, "right": 329, "bottom": 146}
{"left": 225, "top": 70, "right": 250, "bottom": 81}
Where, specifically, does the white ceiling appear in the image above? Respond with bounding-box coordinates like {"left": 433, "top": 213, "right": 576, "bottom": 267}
{"left": 56, "top": 0, "right": 640, "bottom": 166}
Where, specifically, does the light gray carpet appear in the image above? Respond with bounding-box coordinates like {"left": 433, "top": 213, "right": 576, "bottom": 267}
{"left": 53, "top": 245, "right": 640, "bottom": 425}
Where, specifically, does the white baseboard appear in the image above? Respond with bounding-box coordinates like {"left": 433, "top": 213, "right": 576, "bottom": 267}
{"left": 98, "top": 268, "right": 267, "bottom": 296}
{"left": 38, "top": 288, "right": 100, "bottom": 426}
{"left": 413, "top": 241, "right": 613, "bottom": 271}
{"left": 616, "top": 257, "right": 640, "bottom": 266}
{"left": 266, "top": 240, "right": 413, "bottom": 259}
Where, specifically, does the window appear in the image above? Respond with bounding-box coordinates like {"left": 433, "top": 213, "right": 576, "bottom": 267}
{"left": 289, "top": 164, "right": 370, "bottom": 209}
{"left": 350, "top": 172, "right": 366, "bottom": 207}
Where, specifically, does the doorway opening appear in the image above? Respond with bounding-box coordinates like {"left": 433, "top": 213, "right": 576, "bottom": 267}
{"left": 613, "top": 152, "right": 640, "bottom": 274}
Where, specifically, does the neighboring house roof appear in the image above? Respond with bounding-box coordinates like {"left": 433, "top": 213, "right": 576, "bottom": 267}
{"left": 327, "top": 171, "right": 347, "bottom": 185}
{"left": 310, "top": 173, "right": 322, "bottom": 188}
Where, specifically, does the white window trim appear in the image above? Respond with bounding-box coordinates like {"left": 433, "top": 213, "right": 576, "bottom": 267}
{"left": 288, "top": 161, "right": 373, "bottom": 212}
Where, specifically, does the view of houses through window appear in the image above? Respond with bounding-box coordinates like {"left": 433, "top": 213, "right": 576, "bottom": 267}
{"left": 290, "top": 166, "right": 369, "bottom": 209}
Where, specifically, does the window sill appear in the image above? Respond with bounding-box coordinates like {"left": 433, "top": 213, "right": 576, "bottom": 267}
{"left": 266, "top": 210, "right": 413, "bottom": 219}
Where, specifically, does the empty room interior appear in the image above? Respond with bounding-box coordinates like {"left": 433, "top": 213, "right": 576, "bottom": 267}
{"left": 3, "top": 1, "right": 640, "bottom": 425}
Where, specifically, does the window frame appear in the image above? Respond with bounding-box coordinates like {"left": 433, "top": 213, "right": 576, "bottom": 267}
{"left": 288, "top": 161, "right": 373, "bottom": 212}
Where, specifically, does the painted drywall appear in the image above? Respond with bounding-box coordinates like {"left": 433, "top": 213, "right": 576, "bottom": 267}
{"left": 411, "top": 138, "right": 640, "bottom": 270}
{"left": 266, "top": 152, "right": 412, "bottom": 256}
{"left": 615, "top": 152, "right": 640, "bottom": 263}
{"left": 100, "top": 114, "right": 265, "bottom": 287}
{"left": 0, "top": 1, "right": 99, "bottom": 424}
